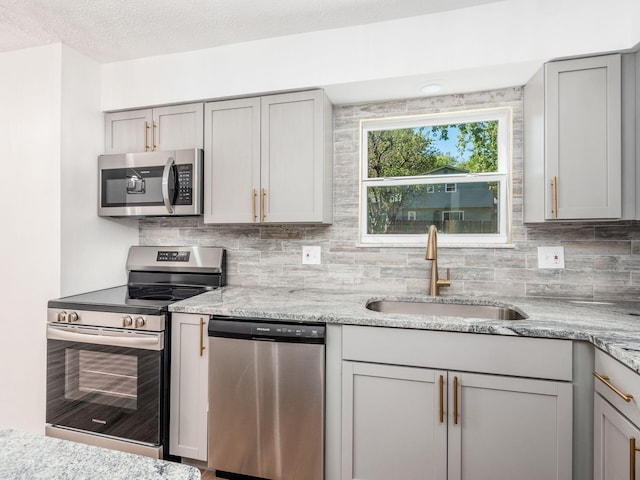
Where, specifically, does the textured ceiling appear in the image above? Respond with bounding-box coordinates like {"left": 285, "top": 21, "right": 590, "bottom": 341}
{"left": 0, "top": 0, "right": 502, "bottom": 63}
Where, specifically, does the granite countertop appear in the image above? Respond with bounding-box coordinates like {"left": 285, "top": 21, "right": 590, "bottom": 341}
{"left": 0, "top": 428, "right": 200, "bottom": 480}
{"left": 171, "top": 285, "right": 640, "bottom": 374}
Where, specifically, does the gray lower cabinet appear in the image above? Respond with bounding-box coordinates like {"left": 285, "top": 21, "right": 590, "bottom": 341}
{"left": 340, "top": 326, "right": 573, "bottom": 480}
{"left": 342, "top": 362, "right": 446, "bottom": 479}
{"left": 594, "top": 395, "right": 640, "bottom": 480}
{"left": 594, "top": 349, "right": 640, "bottom": 480}
{"left": 204, "top": 89, "right": 333, "bottom": 224}
{"left": 104, "top": 103, "right": 204, "bottom": 154}
{"left": 169, "top": 313, "right": 208, "bottom": 461}
{"left": 524, "top": 53, "right": 622, "bottom": 221}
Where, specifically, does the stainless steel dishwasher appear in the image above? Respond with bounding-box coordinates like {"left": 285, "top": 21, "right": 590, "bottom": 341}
{"left": 208, "top": 316, "right": 325, "bottom": 480}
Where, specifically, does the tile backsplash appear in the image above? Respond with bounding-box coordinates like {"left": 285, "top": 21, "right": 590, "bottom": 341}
{"left": 140, "top": 87, "right": 640, "bottom": 301}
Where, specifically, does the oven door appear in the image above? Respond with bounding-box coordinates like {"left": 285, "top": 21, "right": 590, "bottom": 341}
{"left": 46, "top": 324, "right": 165, "bottom": 445}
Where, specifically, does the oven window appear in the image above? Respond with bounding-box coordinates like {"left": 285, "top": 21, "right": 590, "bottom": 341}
{"left": 65, "top": 349, "right": 138, "bottom": 410}
{"left": 47, "top": 337, "right": 164, "bottom": 445}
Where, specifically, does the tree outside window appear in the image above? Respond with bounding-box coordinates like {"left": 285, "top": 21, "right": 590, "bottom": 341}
{"left": 360, "top": 108, "right": 511, "bottom": 246}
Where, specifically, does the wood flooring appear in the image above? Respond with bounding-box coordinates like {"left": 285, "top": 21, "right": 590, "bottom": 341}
{"left": 199, "top": 469, "right": 219, "bottom": 480}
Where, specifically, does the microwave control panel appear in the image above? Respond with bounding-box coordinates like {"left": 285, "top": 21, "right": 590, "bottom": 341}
{"left": 175, "top": 164, "right": 193, "bottom": 205}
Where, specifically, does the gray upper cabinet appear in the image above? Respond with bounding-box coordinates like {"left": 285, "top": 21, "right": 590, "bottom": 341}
{"left": 524, "top": 54, "right": 622, "bottom": 221}
{"left": 204, "top": 89, "right": 333, "bottom": 224}
{"left": 104, "top": 103, "right": 204, "bottom": 154}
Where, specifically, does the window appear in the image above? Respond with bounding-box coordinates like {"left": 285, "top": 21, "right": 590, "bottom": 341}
{"left": 442, "top": 211, "right": 464, "bottom": 221}
{"left": 360, "top": 108, "right": 512, "bottom": 246}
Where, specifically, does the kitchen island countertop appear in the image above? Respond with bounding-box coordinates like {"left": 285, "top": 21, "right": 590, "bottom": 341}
{"left": 171, "top": 285, "right": 640, "bottom": 374}
{"left": 0, "top": 428, "right": 200, "bottom": 480}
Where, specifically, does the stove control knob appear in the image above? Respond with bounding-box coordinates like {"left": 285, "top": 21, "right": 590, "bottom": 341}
{"left": 135, "top": 316, "right": 146, "bottom": 329}
{"left": 122, "top": 315, "right": 133, "bottom": 327}
{"left": 57, "top": 311, "right": 67, "bottom": 323}
{"left": 67, "top": 312, "right": 79, "bottom": 323}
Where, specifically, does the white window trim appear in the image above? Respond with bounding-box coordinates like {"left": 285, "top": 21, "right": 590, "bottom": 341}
{"left": 358, "top": 107, "right": 513, "bottom": 248}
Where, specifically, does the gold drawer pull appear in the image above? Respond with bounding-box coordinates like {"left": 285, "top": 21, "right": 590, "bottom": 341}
{"left": 199, "top": 318, "right": 206, "bottom": 357}
{"left": 551, "top": 176, "right": 558, "bottom": 218}
{"left": 144, "top": 121, "right": 150, "bottom": 151}
{"left": 151, "top": 121, "right": 157, "bottom": 151}
{"left": 594, "top": 371, "right": 634, "bottom": 402}
{"left": 252, "top": 189, "right": 257, "bottom": 222}
{"left": 439, "top": 375, "right": 444, "bottom": 423}
{"left": 453, "top": 375, "right": 459, "bottom": 425}
{"left": 631, "top": 438, "right": 640, "bottom": 480}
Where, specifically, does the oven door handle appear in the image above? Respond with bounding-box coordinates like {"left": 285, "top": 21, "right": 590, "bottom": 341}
{"left": 161, "top": 156, "right": 176, "bottom": 215}
{"left": 47, "top": 326, "right": 163, "bottom": 351}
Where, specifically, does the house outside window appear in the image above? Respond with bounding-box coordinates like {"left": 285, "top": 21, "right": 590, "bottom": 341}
{"left": 359, "top": 107, "right": 512, "bottom": 246}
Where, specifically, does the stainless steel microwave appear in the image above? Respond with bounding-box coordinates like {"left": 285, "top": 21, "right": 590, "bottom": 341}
{"left": 98, "top": 148, "right": 203, "bottom": 217}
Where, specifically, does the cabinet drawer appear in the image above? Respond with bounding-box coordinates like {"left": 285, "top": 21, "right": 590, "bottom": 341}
{"left": 594, "top": 349, "right": 640, "bottom": 425}
{"left": 342, "top": 326, "right": 572, "bottom": 381}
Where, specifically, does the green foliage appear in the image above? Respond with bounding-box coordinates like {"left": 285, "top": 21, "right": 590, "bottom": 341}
{"left": 431, "top": 121, "right": 498, "bottom": 173}
{"left": 366, "top": 120, "right": 498, "bottom": 234}
{"left": 367, "top": 128, "right": 452, "bottom": 178}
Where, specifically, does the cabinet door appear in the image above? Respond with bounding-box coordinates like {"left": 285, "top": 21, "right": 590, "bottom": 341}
{"left": 341, "top": 361, "right": 447, "bottom": 480}
{"left": 261, "top": 90, "right": 328, "bottom": 223}
{"left": 448, "top": 372, "right": 572, "bottom": 480}
{"left": 204, "top": 98, "right": 261, "bottom": 224}
{"left": 104, "top": 109, "right": 152, "bottom": 154}
{"left": 153, "top": 103, "right": 204, "bottom": 152}
{"left": 594, "top": 393, "right": 640, "bottom": 480}
{"left": 545, "top": 54, "right": 621, "bottom": 219}
{"left": 169, "top": 314, "right": 209, "bottom": 460}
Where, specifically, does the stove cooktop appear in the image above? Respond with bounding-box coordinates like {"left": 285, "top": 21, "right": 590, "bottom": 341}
{"left": 47, "top": 284, "right": 215, "bottom": 315}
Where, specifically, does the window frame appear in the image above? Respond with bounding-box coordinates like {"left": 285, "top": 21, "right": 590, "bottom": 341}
{"left": 358, "top": 107, "right": 513, "bottom": 247}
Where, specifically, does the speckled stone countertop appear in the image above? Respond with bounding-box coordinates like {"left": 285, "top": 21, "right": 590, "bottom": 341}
{"left": 0, "top": 428, "right": 200, "bottom": 480}
{"left": 171, "top": 285, "right": 640, "bottom": 374}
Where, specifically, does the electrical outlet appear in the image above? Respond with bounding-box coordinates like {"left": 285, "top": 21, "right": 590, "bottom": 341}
{"left": 302, "top": 246, "right": 321, "bottom": 265}
{"left": 537, "top": 246, "right": 565, "bottom": 269}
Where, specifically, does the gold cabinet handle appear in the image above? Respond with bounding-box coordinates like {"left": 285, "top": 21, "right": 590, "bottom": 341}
{"left": 151, "top": 121, "right": 157, "bottom": 151}
{"left": 199, "top": 318, "right": 206, "bottom": 357}
{"left": 439, "top": 375, "right": 444, "bottom": 423}
{"left": 594, "top": 371, "right": 634, "bottom": 402}
{"left": 631, "top": 438, "right": 640, "bottom": 480}
{"left": 261, "top": 188, "right": 266, "bottom": 222}
{"left": 453, "top": 376, "right": 459, "bottom": 425}
{"left": 144, "top": 121, "right": 150, "bottom": 151}
{"left": 551, "top": 176, "right": 558, "bottom": 218}
{"left": 252, "top": 189, "right": 257, "bottom": 222}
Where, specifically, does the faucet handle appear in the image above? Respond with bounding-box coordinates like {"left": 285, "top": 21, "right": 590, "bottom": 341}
{"left": 438, "top": 268, "right": 451, "bottom": 288}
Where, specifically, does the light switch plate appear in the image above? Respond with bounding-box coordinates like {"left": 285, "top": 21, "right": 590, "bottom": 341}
{"left": 302, "top": 246, "right": 321, "bottom": 265}
{"left": 537, "top": 246, "right": 565, "bottom": 269}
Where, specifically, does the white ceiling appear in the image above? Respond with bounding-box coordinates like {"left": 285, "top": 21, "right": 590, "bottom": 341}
{"left": 0, "top": 0, "right": 502, "bottom": 63}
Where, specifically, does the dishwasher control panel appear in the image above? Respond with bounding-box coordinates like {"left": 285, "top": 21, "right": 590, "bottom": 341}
{"left": 208, "top": 317, "right": 325, "bottom": 343}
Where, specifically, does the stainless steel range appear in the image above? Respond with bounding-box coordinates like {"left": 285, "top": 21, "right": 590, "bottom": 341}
{"left": 45, "top": 246, "right": 225, "bottom": 459}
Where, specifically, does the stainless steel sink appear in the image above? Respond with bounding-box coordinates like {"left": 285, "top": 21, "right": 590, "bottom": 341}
{"left": 366, "top": 300, "right": 527, "bottom": 320}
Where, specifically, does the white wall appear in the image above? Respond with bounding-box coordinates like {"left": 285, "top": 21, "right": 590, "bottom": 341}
{"left": 102, "top": 0, "right": 640, "bottom": 109}
{"left": 0, "top": 44, "right": 138, "bottom": 433}
{"left": 60, "top": 45, "right": 137, "bottom": 296}
{"left": 0, "top": 44, "right": 62, "bottom": 433}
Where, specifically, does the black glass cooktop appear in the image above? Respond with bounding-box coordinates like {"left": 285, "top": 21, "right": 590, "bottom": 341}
{"left": 48, "top": 284, "right": 214, "bottom": 314}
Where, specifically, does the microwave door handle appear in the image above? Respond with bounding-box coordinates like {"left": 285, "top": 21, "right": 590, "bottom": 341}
{"left": 161, "top": 156, "right": 176, "bottom": 214}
